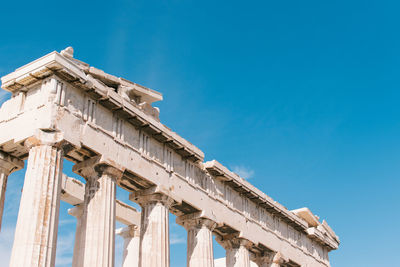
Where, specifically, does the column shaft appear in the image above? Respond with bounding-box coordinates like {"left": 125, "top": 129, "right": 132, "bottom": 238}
{"left": 138, "top": 195, "right": 171, "bottom": 267}
{"left": 217, "top": 237, "right": 252, "bottom": 267}
{"left": 80, "top": 172, "right": 116, "bottom": 267}
{"left": 177, "top": 216, "right": 216, "bottom": 267}
{"left": 187, "top": 225, "right": 214, "bottom": 267}
{"left": 9, "top": 144, "right": 63, "bottom": 267}
{"left": 226, "top": 245, "right": 251, "bottom": 267}
{"left": 68, "top": 205, "right": 83, "bottom": 267}
{"left": 117, "top": 226, "right": 140, "bottom": 267}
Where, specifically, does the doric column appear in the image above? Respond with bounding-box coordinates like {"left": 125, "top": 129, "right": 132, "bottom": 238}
{"left": 176, "top": 213, "right": 216, "bottom": 267}
{"left": 68, "top": 205, "right": 83, "bottom": 267}
{"left": 9, "top": 131, "right": 64, "bottom": 267}
{"left": 116, "top": 225, "right": 140, "bottom": 267}
{"left": 73, "top": 157, "right": 123, "bottom": 267}
{"left": 217, "top": 236, "right": 252, "bottom": 267}
{"left": 0, "top": 151, "right": 23, "bottom": 232}
{"left": 130, "top": 191, "right": 174, "bottom": 267}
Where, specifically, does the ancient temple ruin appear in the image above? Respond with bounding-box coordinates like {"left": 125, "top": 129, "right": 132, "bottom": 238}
{"left": 0, "top": 47, "right": 339, "bottom": 267}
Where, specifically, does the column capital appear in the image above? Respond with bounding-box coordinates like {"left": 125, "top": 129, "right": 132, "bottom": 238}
{"left": 216, "top": 234, "right": 253, "bottom": 250}
{"left": 116, "top": 225, "right": 140, "bottom": 239}
{"left": 272, "top": 251, "right": 288, "bottom": 265}
{"left": 73, "top": 155, "right": 124, "bottom": 181}
{"left": 176, "top": 212, "right": 217, "bottom": 231}
{"left": 24, "top": 130, "right": 67, "bottom": 149}
{"left": 253, "top": 251, "right": 275, "bottom": 266}
{"left": 0, "top": 151, "right": 24, "bottom": 174}
{"left": 130, "top": 189, "right": 175, "bottom": 208}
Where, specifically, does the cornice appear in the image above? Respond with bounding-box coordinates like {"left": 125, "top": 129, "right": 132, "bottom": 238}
{"left": 0, "top": 51, "right": 204, "bottom": 162}
{"left": 204, "top": 160, "right": 340, "bottom": 250}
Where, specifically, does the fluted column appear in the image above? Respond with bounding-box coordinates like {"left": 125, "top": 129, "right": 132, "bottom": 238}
{"left": 73, "top": 157, "right": 122, "bottom": 267}
{"left": 217, "top": 236, "right": 252, "bottom": 267}
{"left": 116, "top": 225, "right": 140, "bottom": 267}
{"left": 130, "top": 191, "right": 174, "bottom": 267}
{"left": 68, "top": 205, "right": 83, "bottom": 267}
{"left": 0, "top": 151, "right": 23, "bottom": 232}
{"left": 176, "top": 214, "right": 216, "bottom": 267}
{"left": 9, "top": 132, "right": 64, "bottom": 267}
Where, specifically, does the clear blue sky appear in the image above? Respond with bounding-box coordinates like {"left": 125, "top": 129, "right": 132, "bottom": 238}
{"left": 1, "top": 1, "right": 399, "bottom": 266}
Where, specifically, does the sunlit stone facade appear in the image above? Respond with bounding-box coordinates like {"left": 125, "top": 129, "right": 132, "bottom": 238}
{"left": 0, "top": 47, "right": 339, "bottom": 267}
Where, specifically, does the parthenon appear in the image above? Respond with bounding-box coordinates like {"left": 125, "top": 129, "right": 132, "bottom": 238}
{"left": 0, "top": 47, "right": 339, "bottom": 267}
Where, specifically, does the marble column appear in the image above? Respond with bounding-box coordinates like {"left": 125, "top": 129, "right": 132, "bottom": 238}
{"left": 116, "top": 225, "right": 140, "bottom": 267}
{"left": 217, "top": 237, "right": 252, "bottom": 267}
{"left": 130, "top": 192, "right": 174, "bottom": 267}
{"left": 0, "top": 151, "right": 23, "bottom": 232}
{"left": 73, "top": 158, "right": 122, "bottom": 267}
{"left": 9, "top": 132, "right": 64, "bottom": 267}
{"left": 68, "top": 205, "right": 83, "bottom": 267}
{"left": 177, "top": 214, "right": 216, "bottom": 267}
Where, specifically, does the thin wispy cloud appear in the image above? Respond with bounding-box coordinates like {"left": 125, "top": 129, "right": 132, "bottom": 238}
{"left": 3, "top": 181, "right": 22, "bottom": 217}
{"left": 55, "top": 231, "right": 75, "bottom": 267}
{"left": 58, "top": 219, "right": 76, "bottom": 226}
{"left": 231, "top": 165, "right": 255, "bottom": 180}
{"left": 0, "top": 226, "right": 15, "bottom": 267}
{"left": 0, "top": 170, "right": 24, "bottom": 267}
{"left": 170, "top": 233, "right": 185, "bottom": 245}
{"left": 0, "top": 91, "right": 10, "bottom": 104}
{"left": 115, "top": 234, "right": 124, "bottom": 267}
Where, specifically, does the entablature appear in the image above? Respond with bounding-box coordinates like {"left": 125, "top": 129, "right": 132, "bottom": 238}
{"left": 204, "top": 160, "right": 339, "bottom": 250}
{"left": 0, "top": 50, "right": 204, "bottom": 163}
